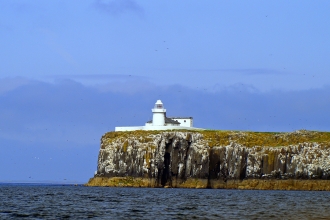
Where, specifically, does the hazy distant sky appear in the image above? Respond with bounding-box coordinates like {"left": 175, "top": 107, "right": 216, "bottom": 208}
{"left": 1, "top": 1, "right": 330, "bottom": 183}
{"left": 1, "top": 0, "right": 330, "bottom": 91}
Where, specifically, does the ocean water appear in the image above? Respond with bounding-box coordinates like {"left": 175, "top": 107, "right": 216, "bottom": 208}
{"left": 1, "top": 184, "right": 330, "bottom": 219}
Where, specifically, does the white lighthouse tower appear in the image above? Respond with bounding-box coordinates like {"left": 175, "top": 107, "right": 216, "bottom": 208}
{"left": 115, "top": 99, "right": 203, "bottom": 131}
{"left": 152, "top": 100, "right": 166, "bottom": 126}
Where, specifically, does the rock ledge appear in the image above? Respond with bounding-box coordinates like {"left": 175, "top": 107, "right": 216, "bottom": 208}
{"left": 86, "top": 130, "right": 330, "bottom": 190}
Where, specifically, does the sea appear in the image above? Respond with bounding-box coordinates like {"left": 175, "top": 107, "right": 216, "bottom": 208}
{"left": 1, "top": 184, "right": 330, "bottom": 219}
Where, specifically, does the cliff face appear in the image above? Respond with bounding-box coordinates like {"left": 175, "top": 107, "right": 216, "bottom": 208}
{"left": 86, "top": 131, "right": 330, "bottom": 190}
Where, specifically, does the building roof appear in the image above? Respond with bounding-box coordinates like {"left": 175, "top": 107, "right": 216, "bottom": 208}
{"left": 168, "top": 117, "right": 193, "bottom": 119}
{"left": 146, "top": 117, "right": 181, "bottom": 125}
{"left": 155, "top": 100, "right": 163, "bottom": 105}
{"left": 165, "top": 117, "right": 181, "bottom": 124}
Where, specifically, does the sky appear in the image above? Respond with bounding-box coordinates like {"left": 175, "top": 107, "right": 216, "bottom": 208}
{"left": 1, "top": 0, "right": 330, "bottom": 183}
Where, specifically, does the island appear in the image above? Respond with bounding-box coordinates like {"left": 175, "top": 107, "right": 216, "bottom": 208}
{"left": 86, "top": 129, "right": 330, "bottom": 190}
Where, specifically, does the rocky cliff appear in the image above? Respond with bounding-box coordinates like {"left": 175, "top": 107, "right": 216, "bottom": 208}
{"left": 86, "top": 130, "right": 330, "bottom": 190}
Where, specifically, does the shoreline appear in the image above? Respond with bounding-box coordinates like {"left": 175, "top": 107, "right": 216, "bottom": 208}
{"left": 85, "top": 177, "right": 330, "bottom": 191}
{"left": 90, "top": 131, "right": 330, "bottom": 191}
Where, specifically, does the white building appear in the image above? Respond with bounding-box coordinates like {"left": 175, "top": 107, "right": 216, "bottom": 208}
{"left": 115, "top": 100, "right": 203, "bottom": 131}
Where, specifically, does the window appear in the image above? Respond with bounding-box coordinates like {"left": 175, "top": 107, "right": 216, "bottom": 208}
{"left": 184, "top": 120, "right": 186, "bottom": 122}
{"left": 156, "top": 104, "right": 163, "bottom": 109}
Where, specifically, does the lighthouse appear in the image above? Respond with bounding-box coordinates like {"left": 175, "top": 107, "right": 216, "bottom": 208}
{"left": 115, "top": 99, "right": 202, "bottom": 131}
{"left": 152, "top": 100, "right": 166, "bottom": 126}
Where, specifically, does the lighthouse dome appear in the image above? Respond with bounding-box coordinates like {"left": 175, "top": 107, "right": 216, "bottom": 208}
{"left": 154, "top": 100, "right": 164, "bottom": 109}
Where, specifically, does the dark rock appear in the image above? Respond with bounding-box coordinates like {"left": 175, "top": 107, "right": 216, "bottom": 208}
{"left": 94, "top": 131, "right": 330, "bottom": 187}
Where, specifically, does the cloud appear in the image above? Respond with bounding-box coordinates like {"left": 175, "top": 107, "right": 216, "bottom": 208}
{"left": 1, "top": 78, "right": 329, "bottom": 139}
{"left": 219, "top": 68, "right": 285, "bottom": 75}
{"left": 44, "top": 74, "right": 153, "bottom": 93}
{"left": 48, "top": 73, "right": 149, "bottom": 81}
{"left": 1, "top": 78, "right": 330, "bottom": 182}
{"left": 96, "top": 80, "right": 156, "bottom": 94}
{"left": 143, "top": 68, "right": 288, "bottom": 80}
{"left": 93, "top": 0, "right": 144, "bottom": 16}
{"left": 0, "top": 77, "right": 31, "bottom": 94}
{"left": 185, "top": 68, "right": 286, "bottom": 76}
{"left": 211, "top": 83, "right": 260, "bottom": 93}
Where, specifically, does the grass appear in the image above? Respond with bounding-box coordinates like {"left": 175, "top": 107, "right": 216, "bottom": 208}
{"left": 101, "top": 129, "right": 330, "bottom": 148}
{"left": 202, "top": 130, "right": 330, "bottom": 147}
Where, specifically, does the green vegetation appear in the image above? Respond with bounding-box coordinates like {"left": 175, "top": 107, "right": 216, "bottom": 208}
{"left": 202, "top": 130, "right": 330, "bottom": 148}
{"left": 101, "top": 129, "right": 330, "bottom": 148}
{"left": 103, "top": 130, "right": 161, "bottom": 140}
